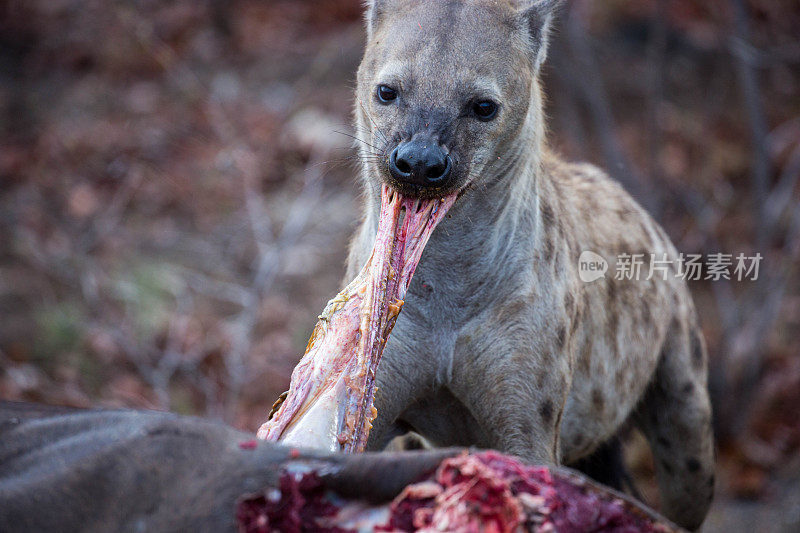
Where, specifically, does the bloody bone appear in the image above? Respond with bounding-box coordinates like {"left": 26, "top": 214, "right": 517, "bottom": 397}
{"left": 258, "top": 184, "right": 457, "bottom": 452}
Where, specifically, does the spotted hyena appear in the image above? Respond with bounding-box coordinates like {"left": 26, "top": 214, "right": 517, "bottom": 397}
{"left": 346, "top": 1, "right": 715, "bottom": 529}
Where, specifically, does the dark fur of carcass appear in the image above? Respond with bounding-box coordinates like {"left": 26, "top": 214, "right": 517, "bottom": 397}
{"left": 0, "top": 401, "right": 449, "bottom": 532}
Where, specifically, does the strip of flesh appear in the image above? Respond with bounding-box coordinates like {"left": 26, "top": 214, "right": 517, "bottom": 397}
{"left": 258, "top": 184, "right": 457, "bottom": 453}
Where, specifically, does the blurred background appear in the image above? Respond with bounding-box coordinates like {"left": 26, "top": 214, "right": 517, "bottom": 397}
{"left": 1, "top": 0, "right": 798, "bottom": 530}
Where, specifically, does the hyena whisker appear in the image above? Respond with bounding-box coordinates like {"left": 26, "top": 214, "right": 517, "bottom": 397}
{"left": 357, "top": 98, "right": 391, "bottom": 146}
{"left": 332, "top": 130, "right": 384, "bottom": 154}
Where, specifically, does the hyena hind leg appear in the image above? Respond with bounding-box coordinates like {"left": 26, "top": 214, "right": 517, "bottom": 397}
{"left": 635, "top": 318, "right": 715, "bottom": 531}
{"left": 567, "top": 436, "right": 639, "bottom": 497}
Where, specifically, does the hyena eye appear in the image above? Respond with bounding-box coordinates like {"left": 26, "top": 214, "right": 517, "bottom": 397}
{"left": 376, "top": 85, "right": 398, "bottom": 104}
{"left": 472, "top": 100, "right": 498, "bottom": 121}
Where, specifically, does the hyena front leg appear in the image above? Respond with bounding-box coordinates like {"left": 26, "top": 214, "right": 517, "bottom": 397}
{"left": 635, "top": 314, "right": 715, "bottom": 531}
{"left": 450, "top": 325, "right": 571, "bottom": 465}
{"left": 365, "top": 332, "right": 439, "bottom": 451}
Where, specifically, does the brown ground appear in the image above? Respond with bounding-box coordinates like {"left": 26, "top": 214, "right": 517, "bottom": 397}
{"left": 1, "top": 1, "right": 798, "bottom": 531}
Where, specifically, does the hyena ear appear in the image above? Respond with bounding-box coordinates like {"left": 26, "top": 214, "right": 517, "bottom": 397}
{"left": 514, "top": 0, "right": 561, "bottom": 70}
{"left": 364, "top": 0, "right": 393, "bottom": 38}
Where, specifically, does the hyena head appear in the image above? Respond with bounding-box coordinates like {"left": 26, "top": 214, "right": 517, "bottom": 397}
{"left": 356, "top": 0, "right": 559, "bottom": 199}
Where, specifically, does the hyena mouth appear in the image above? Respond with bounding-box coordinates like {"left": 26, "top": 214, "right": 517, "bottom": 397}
{"left": 258, "top": 184, "right": 458, "bottom": 452}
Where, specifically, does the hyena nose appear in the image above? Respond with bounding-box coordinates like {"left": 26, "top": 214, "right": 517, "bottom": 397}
{"left": 390, "top": 140, "right": 452, "bottom": 187}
